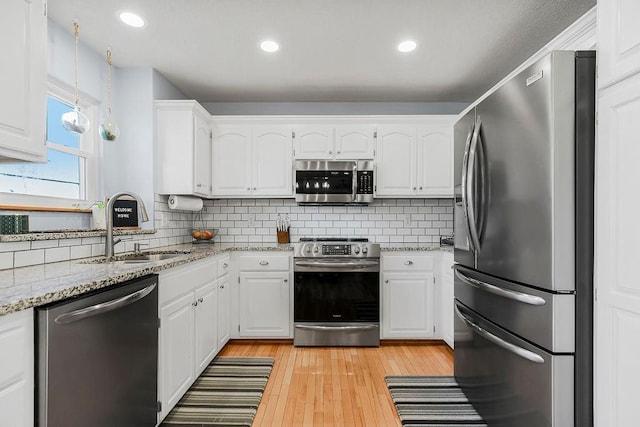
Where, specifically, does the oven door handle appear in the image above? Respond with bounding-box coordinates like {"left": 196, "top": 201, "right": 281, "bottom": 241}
{"left": 295, "top": 324, "right": 379, "bottom": 331}
{"left": 294, "top": 260, "right": 380, "bottom": 269}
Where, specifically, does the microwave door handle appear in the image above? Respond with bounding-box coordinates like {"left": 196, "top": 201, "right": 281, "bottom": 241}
{"left": 352, "top": 162, "right": 357, "bottom": 202}
{"left": 461, "top": 122, "right": 476, "bottom": 252}
{"left": 454, "top": 303, "right": 544, "bottom": 364}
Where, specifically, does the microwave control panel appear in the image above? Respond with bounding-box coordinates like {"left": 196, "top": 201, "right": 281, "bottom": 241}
{"left": 357, "top": 171, "right": 374, "bottom": 194}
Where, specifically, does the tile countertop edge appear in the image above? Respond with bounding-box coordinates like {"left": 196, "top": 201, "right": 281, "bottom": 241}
{"left": 0, "top": 243, "right": 451, "bottom": 316}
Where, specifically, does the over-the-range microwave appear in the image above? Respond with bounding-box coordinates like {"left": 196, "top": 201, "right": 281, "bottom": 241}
{"left": 295, "top": 160, "right": 374, "bottom": 204}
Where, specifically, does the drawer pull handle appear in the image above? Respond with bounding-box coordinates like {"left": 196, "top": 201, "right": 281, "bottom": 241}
{"left": 259, "top": 261, "right": 269, "bottom": 266}
{"left": 193, "top": 301, "right": 198, "bottom": 307}
{"left": 405, "top": 260, "right": 414, "bottom": 265}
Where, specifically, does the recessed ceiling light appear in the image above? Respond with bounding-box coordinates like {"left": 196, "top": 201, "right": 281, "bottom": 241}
{"left": 260, "top": 40, "right": 279, "bottom": 53}
{"left": 397, "top": 40, "right": 417, "bottom": 53}
{"left": 119, "top": 11, "right": 146, "bottom": 28}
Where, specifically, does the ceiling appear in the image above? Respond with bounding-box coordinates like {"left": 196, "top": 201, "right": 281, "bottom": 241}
{"left": 48, "top": 0, "right": 596, "bottom": 103}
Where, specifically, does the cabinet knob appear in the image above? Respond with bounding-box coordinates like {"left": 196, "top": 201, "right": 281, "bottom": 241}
{"left": 197, "top": 184, "right": 203, "bottom": 188}
{"left": 405, "top": 260, "right": 414, "bottom": 265}
{"left": 246, "top": 187, "right": 251, "bottom": 191}
{"left": 385, "top": 280, "right": 389, "bottom": 283}
{"left": 328, "top": 150, "right": 332, "bottom": 154}
{"left": 253, "top": 187, "right": 257, "bottom": 190}
{"left": 220, "top": 284, "right": 225, "bottom": 289}
{"left": 193, "top": 301, "right": 198, "bottom": 307}
{"left": 337, "top": 150, "right": 341, "bottom": 154}
{"left": 198, "top": 297, "right": 204, "bottom": 303}
{"left": 413, "top": 187, "right": 416, "bottom": 190}
{"left": 223, "top": 263, "right": 228, "bottom": 268}
{"left": 419, "top": 186, "right": 423, "bottom": 190}
{"left": 283, "top": 279, "right": 288, "bottom": 283}
{"left": 259, "top": 260, "right": 269, "bottom": 266}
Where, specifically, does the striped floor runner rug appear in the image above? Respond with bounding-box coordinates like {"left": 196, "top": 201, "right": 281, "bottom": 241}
{"left": 386, "top": 376, "right": 488, "bottom": 426}
{"left": 162, "top": 357, "right": 274, "bottom": 426}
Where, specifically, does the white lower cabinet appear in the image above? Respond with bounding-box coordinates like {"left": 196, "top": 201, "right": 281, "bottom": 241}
{"left": 437, "top": 252, "right": 454, "bottom": 348}
{"left": 237, "top": 253, "right": 292, "bottom": 338}
{"left": 0, "top": 309, "right": 33, "bottom": 427}
{"left": 217, "top": 256, "right": 231, "bottom": 349}
{"left": 158, "top": 255, "right": 228, "bottom": 422}
{"left": 381, "top": 253, "right": 435, "bottom": 338}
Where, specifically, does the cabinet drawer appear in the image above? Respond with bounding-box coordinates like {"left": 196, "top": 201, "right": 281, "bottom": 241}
{"left": 217, "top": 255, "right": 231, "bottom": 278}
{"left": 159, "top": 258, "right": 217, "bottom": 305}
{"left": 237, "top": 254, "right": 290, "bottom": 271}
{"left": 383, "top": 254, "right": 434, "bottom": 271}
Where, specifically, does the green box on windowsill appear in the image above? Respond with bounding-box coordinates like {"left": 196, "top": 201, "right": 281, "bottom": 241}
{"left": 0, "top": 215, "right": 29, "bottom": 234}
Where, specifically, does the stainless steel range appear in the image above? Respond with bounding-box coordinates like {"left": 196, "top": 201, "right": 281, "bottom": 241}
{"left": 293, "top": 238, "right": 380, "bottom": 347}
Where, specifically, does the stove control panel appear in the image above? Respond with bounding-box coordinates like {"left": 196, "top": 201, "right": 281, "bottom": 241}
{"left": 322, "top": 244, "right": 351, "bottom": 256}
{"left": 294, "top": 241, "right": 380, "bottom": 258}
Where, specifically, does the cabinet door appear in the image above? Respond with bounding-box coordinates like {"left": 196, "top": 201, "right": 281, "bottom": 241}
{"left": 375, "top": 126, "right": 417, "bottom": 196}
{"left": 0, "top": 309, "right": 33, "bottom": 427}
{"left": 217, "top": 275, "right": 231, "bottom": 349}
{"left": 334, "top": 125, "right": 375, "bottom": 159}
{"left": 211, "top": 127, "right": 252, "bottom": 196}
{"left": 382, "top": 272, "right": 434, "bottom": 338}
{"left": 293, "top": 126, "right": 334, "bottom": 159}
{"left": 193, "top": 112, "right": 212, "bottom": 197}
{"left": 239, "top": 272, "right": 290, "bottom": 337}
{"left": 417, "top": 126, "right": 453, "bottom": 197}
{"left": 194, "top": 281, "right": 218, "bottom": 376}
{"left": 253, "top": 126, "right": 293, "bottom": 196}
{"left": 440, "top": 253, "right": 454, "bottom": 348}
{"left": 598, "top": 0, "right": 640, "bottom": 87}
{"left": 159, "top": 293, "right": 194, "bottom": 419}
{"left": 0, "top": 0, "right": 46, "bottom": 162}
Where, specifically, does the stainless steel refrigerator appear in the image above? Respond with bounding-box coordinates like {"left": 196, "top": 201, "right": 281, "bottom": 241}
{"left": 453, "top": 50, "right": 595, "bottom": 426}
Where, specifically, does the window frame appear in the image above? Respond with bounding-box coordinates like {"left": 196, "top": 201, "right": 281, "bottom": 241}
{"left": 0, "top": 82, "right": 100, "bottom": 210}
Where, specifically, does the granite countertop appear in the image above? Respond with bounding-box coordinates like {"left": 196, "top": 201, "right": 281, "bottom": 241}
{"left": 0, "top": 228, "right": 156, "bottom": 242}
{"left": 380, "top": 244, "right": 452, "bottom": 252}
{"left": 0, "top": 242, "right": 451, "bottom": 316}
{"left": 0, "top": 242, "right": 293, "bottom": 316}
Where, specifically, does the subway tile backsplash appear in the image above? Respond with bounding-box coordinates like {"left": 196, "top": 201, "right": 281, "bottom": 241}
{"left": 0, "top": 195, "right": 452, "bottom": 269}
{"left": 199, "top": 198, "right": 453, "bottom": 244}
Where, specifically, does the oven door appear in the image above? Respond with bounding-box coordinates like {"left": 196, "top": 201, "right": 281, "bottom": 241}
{"left": 293, "top": 258, "right": 380, "bottom": 346}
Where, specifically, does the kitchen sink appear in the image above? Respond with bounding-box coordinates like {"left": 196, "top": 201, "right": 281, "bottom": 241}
{"left": 80, "top": 250, "right": 192, "bottom": 264}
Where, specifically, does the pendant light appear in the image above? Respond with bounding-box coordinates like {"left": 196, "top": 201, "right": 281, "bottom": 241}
{"left": 99, "top": 48, "right": 120, "bottom": 141}
{"left": 61, "top": 20, "right": 90, "bottom": 134}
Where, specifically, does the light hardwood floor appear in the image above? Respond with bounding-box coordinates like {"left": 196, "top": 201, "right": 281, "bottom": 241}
{"left": 218, "top": 341, "right": 454, "bottom": 426}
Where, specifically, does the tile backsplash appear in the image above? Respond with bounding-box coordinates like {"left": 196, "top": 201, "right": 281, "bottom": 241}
{"left": 198, "top": 198, "right": 453, "bottom": 244}
{"left": 0, "top": 195, "right": 452, "bottom": 269}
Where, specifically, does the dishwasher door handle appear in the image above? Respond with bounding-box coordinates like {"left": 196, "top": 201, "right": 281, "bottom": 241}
{"left": 55, "top": 283, "right": 157, "bottom": 325}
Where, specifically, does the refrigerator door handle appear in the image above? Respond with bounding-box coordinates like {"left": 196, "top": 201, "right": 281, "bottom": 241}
{"left": 454, "top": 268, "right": 546, "bottom": 306}
{"left": 461, "top": 122, "right": 477, "bottom": 253}
{"left": 475, "top": 119, "right": 489, "bottom": 244}
{"left": 466, "top": 118, "right": 483, "bottom": 253}
{"left": 54, "top": 283, "right": 157, "bottom": 325}
{"left": 454, "top": 303, "right": 545, "bottom": 364}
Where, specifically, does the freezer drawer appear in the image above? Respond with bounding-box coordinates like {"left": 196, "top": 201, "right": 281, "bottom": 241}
{"left": 454, "top": 265, "right": 574, "bottom": 353}
{"left": 454, "top": 301, "right": 573, "bottom": 427}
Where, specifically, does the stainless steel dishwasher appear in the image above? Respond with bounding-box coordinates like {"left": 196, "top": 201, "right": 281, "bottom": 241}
{"left": 37, "top": 274, "right": 159, "bottom": 427}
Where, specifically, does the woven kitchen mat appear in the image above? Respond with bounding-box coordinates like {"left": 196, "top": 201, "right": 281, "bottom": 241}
{"left": 162, "top": 357, "right": 274, "bottom": 426}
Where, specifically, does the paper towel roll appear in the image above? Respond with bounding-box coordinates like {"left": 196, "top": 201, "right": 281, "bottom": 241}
{"left": 168, "top": 195, "right": 203, "bottom": 211}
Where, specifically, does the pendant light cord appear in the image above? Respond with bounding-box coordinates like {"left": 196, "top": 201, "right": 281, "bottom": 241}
{"left": 73, "top": 20, "right": 80, "bottom": 108}
{"left": 106, "top": 48, "right": 112, "bottom": 116}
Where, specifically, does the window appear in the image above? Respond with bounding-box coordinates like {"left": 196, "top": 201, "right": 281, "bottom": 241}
{"left": 0, "top": 84, "right": 98, "bottom": 208}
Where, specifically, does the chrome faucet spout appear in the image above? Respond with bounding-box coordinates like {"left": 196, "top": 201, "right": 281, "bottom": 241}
{"left": 104, "top": 192, "right": 149, "bottom": 258}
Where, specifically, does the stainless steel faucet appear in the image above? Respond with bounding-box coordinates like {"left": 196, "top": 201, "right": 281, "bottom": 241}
{"left": 105, "top": 192, "right": 149, "bottom": 258}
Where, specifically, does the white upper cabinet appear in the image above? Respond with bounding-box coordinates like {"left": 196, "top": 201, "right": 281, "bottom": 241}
{"left": 417, "top": 126, "right": 453, "bottom": 197}
{"left": 0, "top": 0, "right": 46, "bottom": 162}
{"left": 293, "top": 126, "right": 334, "bottom": 159}
{"left": 376, "top": 124, "right": 453, "bottom": 197}
{"left": 294, "top": 125, "right": 375, "bottom": 159}
{"left": 334, "top": 125, "right": 376, "bottom": 159}
{"left": 376, "top": 126, "right": 417, "bottom": 196}
{"left": 598, "top": 0, "right": 640, "bottom": 87}
{"left": 212, "top": 125, "right": 293, "bottom": 197}
{"left": 211, "top": 126, "right": 252, "bottom": 196}
{"left": 156, "top": 100, "right": 212, "bottom": 197}
{"left": 252, "top": 126, "right": 293, "bottom": 196}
